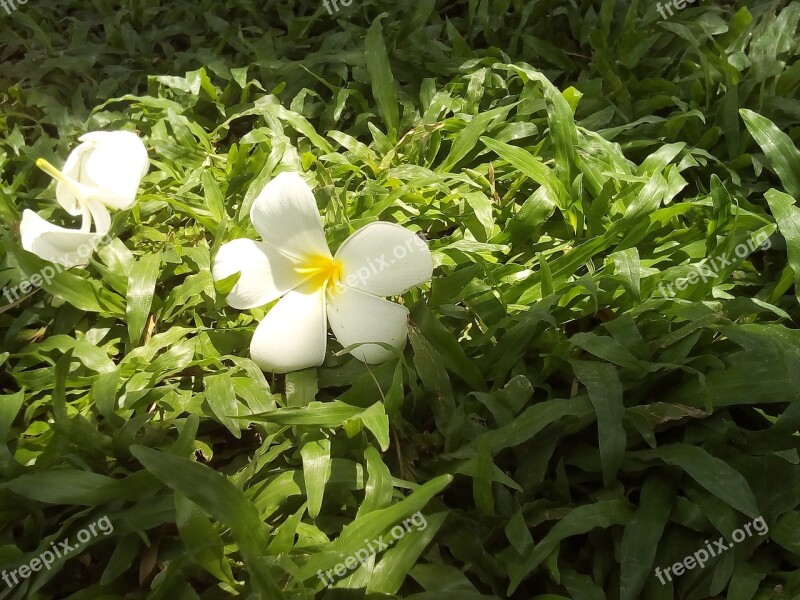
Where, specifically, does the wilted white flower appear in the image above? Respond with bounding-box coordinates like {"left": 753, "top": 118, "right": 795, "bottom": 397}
{"left": 21, "top": 131, "right": 149, "bottom": 267}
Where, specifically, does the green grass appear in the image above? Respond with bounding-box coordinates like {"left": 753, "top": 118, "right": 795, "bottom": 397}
{"left": 1, "top": 0, "right": 800, "bottom": 598}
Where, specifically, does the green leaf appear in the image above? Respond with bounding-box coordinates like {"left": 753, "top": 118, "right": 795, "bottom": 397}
{"left": 246, "top": 401, "right": 363, "bottom": 426}
{"left": 631, "top": 444, "right": 760, "bottom": 518}
{"left": 439, "top": 104, "right": 516, "bottom": 173}
{"left": 507, "top": 500, "right": 632, "bottom": 593}
{"left": 612, "top": 247, "right": 641, "bottom": 302}
{"left": 366, "top": 14, "right": 400, "bottom": 139}
{"left": 204, "top": 372, "right": 241, "bottom": 438}
{"left": 619, "top": 477, "right": 675, "bottom": 600}
{"left": 126, "top": 251, "right": 161, "bottom": 344}
{"left": 175, "top": 493, "right": 235, "bottom": 584}
{"left": 741, "top": 109, "right": 800, "bottom": 198}
{"left": 572, "top": 360, "right": 625, "bottom": 485}
{"left": 130, "top": 446, "right": 283, "bottom": 598}
{"left": 368, "top": 512, "right": 448, "bottom": 594}
{"left": 358, "top": 446, "right": 393, "bottom": 517}
{"left": 10, "top": 247, "right": 123, "bottom": 315}
{"left": 202, "top": 170, "right": 225, "bottom": 223}
{"left": 286, "top": 368, "right": 318, "bottom": 407}
{"left": 765, "top": 189, "right": 800, "bottom": 296}
{"left": 411, "top": 302, "right": 486, "bottom": 392}
{"left": 481, "top": 136, "right": 567, "bottom": 207}
{"left": 299, "top": 474, "right": 453, "bottom": 580}
{"left": 301, "top": 438, "right": 332, "bottom": 519}
{"left": 408, "top": 325, "right": 456, "bottom": 431}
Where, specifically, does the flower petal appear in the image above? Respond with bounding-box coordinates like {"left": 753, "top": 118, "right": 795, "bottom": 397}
{"left": 335, "top": 222, "right": 433, "bottom": 296}
{"left": 20, "top": 210, "right": 105, "bottom": 268}
{"left": 249, "top": 172, "right": 330, "bottom": 260}
{"left": 250, "top": 281, "right": 328, "bottom": 373}
{"left": 58, "top": 131, "right": 149, "bottom": 213}
{"left": 85, "top": 198, "right": 112, "bottom": 235}
{"left": 212, "top": 238, "right": 305, "bottom": 310}
{"left": 327, "top": 286, "right": 409, "bottom": 364}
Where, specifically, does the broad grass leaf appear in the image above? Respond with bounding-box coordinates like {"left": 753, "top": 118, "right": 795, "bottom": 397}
{"left": 449, "top": 396, "right": 593, "bottom": 458}
{"left": 572, "top": 360, "right": 625, "bottom": 485}
{"left": 4, "top": 470, "right": 158, "bottom": 505}
{"left": 612, "top": 247, "right": 641, "bottom": 302}
{"left": 765, "top": 189, "right": 800, "bottom": 297}
{"left": 130, "top": 446, "right": 282, "bottom": 598}
{"left": 11, "top": 247, "right": 123, "bottom": 314}
{"left": 246, "top": 401, "right": 363, "bottom": 426}
{"left": 175, "top": 493, "right": 235, "bottom": 584}
{"left": 571, "top": 332, "right": 647, "bottom": 373}
{"left": 286, "top": 368, "right": 318, "bottom": 407}
{"left": 126, "top": 251, "right": 161, "bottom": 344}
{"left": 408, "top": 325, "right": 456, "bottom": 431}
{"left": 623, "top": 173, "right": 668, "bottom": 222}
{"left": 439, "top": 104, "right": 516, "bottom": 173}
{"left": 368, "top": 511, "right": 448, "bottom": 594}
{"left": 631, "top": 444, "right": 760, "bottom": 518}
{"left": 503, "top": 63, "right": 578, "bottom": 188}
{"left": 0, "top": 390, "right": 23, "bottom": 474}
{"left": 741, "top": 109, "right": 800, "bottom": 198}
{"left": 619, "top": 476, "right": 675, "bottom": 600}
{"left": 202, "top": 170, "right": 225, "bottom": 224}
{"left": 507, "top": 499, "right": 632, "bottom": 593}
{"left": 366, "top": 14, "right": 400, "bottom": 139}
{"left": 204, "top": 372, "right": 241, "bottom": 438}
{"left": 298, "top": 474, "right": 453, "bottom": 580}
{"left": 508, "top": 186, "right": 557, "bottom": 241}
{"left": 357, "top": 446, "right": 393, "bottom": 517}
{"left": 411, "top": 302, "right": 485, "bottom": 392}
{"left": 481, "top": 137, "right": 567, "bottom": 207}
{"left": 473, "top": 438, "right": 494, "bottom": 515}
{"left": 301, "top": 438, "right": 332, "bottom": 519}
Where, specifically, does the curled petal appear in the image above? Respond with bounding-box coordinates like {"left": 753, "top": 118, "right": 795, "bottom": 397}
{"left": 327, "top": 285, "right": 409, "bottom": 364}
{"left": 85, "top": 198, "right": 112, "bottom": 235}
{"left": 57, "top": 131, "right": 149, "bottom": 213}
{"left": 250, "top": 281, "right": 328, "bottom": 373}
{"left": 250, "top": 172, "right": 330, "bottom": 260}
{"left": 20, "top": 210, "right": 105, "bottom": 268}
{"left": 335, "top": 222, "right": 433, "bottom": 296}
{"left": 212, "top": 238, "right": 305, "bottom": 310}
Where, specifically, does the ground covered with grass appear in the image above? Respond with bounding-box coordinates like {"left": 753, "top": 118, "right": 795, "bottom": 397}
{"left": 1, "top": 0, "right": 800, "bottom": 598}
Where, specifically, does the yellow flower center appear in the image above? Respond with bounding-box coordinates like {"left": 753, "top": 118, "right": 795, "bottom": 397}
{"left": 296, "top": 254, "right": 343, "bottom": 292}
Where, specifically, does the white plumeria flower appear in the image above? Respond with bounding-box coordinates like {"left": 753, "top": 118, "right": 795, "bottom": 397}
{"left": 20, "top": 131, "right": 149, "bottom": 268}
{"left": 212, "top": 172, "right": 434, "bottom": 373}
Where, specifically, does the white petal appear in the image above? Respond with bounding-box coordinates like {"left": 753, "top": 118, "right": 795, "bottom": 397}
{"left": 335, "top": 222, "right": 433, "bottom": 297}
{"left": 327, "top": 286, "right": 409, "bottom": 364}
{"left": 85, "top": 198, "right": 112, "bottom": 235}
{"left": 250, "top": 282, "right": 327, "bottom": 373}
{"left": 249, "top": 172, "right": 330, "bottom": 260}
{"left": 56, "top": 143, "right": 91, "bottom": 216}
{"left": 19, "top": 210, "right": 104, "bottom": 268}
{"left": 57, "top": 131, "right": 149, "bottom": 213}
{"left": 212, "top": 238, "right": 305, "bottom": 310}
